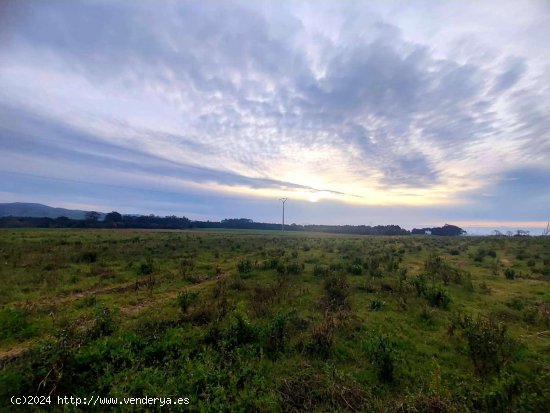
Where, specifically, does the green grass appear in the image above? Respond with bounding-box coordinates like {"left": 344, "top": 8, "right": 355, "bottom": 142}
{"left": 0, "top": 229, "right": 549, "bottom": 411}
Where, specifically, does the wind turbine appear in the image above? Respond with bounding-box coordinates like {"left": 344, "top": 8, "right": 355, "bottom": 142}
{"left": 279, "top": 198, "right": 287, "bottom": 232}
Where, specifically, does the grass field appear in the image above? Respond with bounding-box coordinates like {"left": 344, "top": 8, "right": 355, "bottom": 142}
{"left": 0, "top": 229, "right": 549, "bottom": 411}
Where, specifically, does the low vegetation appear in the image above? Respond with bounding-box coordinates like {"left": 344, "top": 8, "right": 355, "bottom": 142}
{"left": 0, "top": 229, "right": 548, "bottom": 411}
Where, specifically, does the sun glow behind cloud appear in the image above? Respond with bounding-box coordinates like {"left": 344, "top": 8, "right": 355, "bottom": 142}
{"left": 0, "top": 0, "right": 549, "bottom": 225}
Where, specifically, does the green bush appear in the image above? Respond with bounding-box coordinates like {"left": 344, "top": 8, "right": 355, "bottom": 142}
{"left": 369, "top": 299, "right": 385, "bottom": 311}
{"left": 0, "top": 307, "right": 36, "bottom": 342}
{"left": 89, "top": 306, "right": 117, "bottom": 339}
{"left": 178, "top": 258, "right": 195, "bottom": 277}
{"left": 364, "top": 335, "right": 395, "bottom": 383}
{"left": 237, "top": 259, "right": 253, "bottom": 274}
{"left": 313, "top": 264, "right": 329, "bottom": 277}
{"left": 505, "top": 297, "right": 524, "bottom": 311}
{"left": 457, "top": 315, "right": 519, "bottom": 376}
{"left": 263, "top": 311, "right": 292, "bottom": 358}
{"left": 309, "top": 315, "right": 334, "bottom": 358}
{"left": 479, "top": 282, "right": 492, "bottom": 294}
{"left": 349, "top": 264, "right": 363, "bottom": 275}
{"left": 279, "top": 366, "right": 368, "bottom": 412}
{"left": 324, "top": 274, "right": 350, "bottom": 311}
{"left": 285, "top": 261, "right": 304, "bottom": 275}
{"left": 177, "top": 289, "right": 199, "bottom": 314}
{"left": 79, "top": 251, "right": 98, "bottom": 263}
{"left": 226, "top": 313, "right": 259, "bottom": 349}
{"left": 412, "top": 275, "right": 428, "bottom": 296}
{"left": 262, "top": 258, "right": 280, "bottom": 270}
{"left": 136, "top": 258, "right": 153, "bottom": 275}
{"left": 424, "top": 285, "right": 451, "bottom": 309}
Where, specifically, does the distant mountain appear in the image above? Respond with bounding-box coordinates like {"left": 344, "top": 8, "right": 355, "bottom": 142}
{"left": 0, "top": 203, "right": 104, "bottom": 220}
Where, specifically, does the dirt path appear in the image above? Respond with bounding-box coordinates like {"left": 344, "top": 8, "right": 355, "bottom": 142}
{"left": 119, "top": 272, "right": 229, "bottom": 315}
{"left": 12, "top": 279, "right": 151, "bottom": 311}
{"left": 0, "top": 340, "right": 35, "bottom": 367}
{"left": 1, "top": 273, "right": 230, "bottom": 364}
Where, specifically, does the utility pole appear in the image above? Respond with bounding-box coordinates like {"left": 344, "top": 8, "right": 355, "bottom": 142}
{"left": 279, "top": 198, "right": 287, "bottom": 232}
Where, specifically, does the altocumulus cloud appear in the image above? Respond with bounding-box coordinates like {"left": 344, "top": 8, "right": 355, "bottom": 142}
{"left": 0, "top": 0, "right": 549, "bottom": 228}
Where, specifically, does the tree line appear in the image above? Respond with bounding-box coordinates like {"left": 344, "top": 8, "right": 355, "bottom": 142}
{"left": 0, "top": 213, "right": 466, "bottom": 236}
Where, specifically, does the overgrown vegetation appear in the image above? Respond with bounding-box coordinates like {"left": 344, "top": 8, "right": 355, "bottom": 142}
{"left": 0, "top": 229, "right": 548, "bottom": 411}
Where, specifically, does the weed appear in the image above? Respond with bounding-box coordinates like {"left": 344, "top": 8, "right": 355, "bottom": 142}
{"left": 369, "top": 299, "right": 385, "bottom": 311}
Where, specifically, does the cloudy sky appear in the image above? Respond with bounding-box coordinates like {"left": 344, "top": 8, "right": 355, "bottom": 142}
{"left": 1, "top": 0, "right": 549, "bottom": 232}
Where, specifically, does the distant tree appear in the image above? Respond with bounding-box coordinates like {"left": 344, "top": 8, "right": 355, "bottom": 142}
{"left": 85, "top": 211, "right": 101, "bottom": 222}
{"left": 55, "top": 216, "right": 72, "bottom": 228}
{"left": 104, "top": 211, "right": 122, "bottom": 222}
{"left": 412, "top": 224, "right": 465, "bottom": 236}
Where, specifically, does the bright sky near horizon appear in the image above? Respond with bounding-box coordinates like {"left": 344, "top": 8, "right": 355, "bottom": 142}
{"left": 0, "top": 0, "right": 549, "bottom": 232}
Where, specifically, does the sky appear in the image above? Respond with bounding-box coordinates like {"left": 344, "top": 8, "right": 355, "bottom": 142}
{"left": 0, "top": 0, "right": 549, "bottom": 233}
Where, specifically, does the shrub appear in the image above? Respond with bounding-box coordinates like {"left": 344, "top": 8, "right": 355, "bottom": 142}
{"left": 349, "top": 264, "right": 363, "bottom": 275}
{"left": 75, "top": 295, "right": 97, "bottom": 308}
{"left": 424, "top": 285, "right": 451, "bottom": 309}
{"left": 419, "top": 305, "right": 436, "bottom": 325}
{"left": 89, "top": 307, "right": 116, "bottom": 339}
{"left": 504, "top": 269, "right": 516, "bottom": 280}
{"left": 226, "top": 313, "right": 259, "bottom": 348}
{"left": 79, "top": 251, "right": 98, "bottom": 263}
{"left": 262, "top": 258, "right": 280, "bottom": 270}
{"left": 228, "top": 274, "right": 245, "bottom": 291}
{"left": 313, "top": 265, "right": 329, "bottom": 277}
{"left": 461, "top": 273, "right": 475, "bottom": 292}
{"left": 285, "top": 261, "right": 304, "bottom": 275}
{"left": 178, "top": 258, "right": 195, "bottom": 277}
{"left": 457, "top": 315, "right": 519, "bottom": 376}
{"left": 236, "top": 259, "right": 253, "bottom": 274}
{"left": 424, "top": 254, "right": 462, "bottom": 285}
{"left": 522, "top": 302, "right": 550, "bottom": 327}
{"left": 263, "top": 311, "right": 292, "bottom": 358}
{"left": 0, "top": 307, "right": 36, "bottom": 341}
{"left": 279, "top": 366, "right": 368, "bottom": 412}
{"left": 364, "top": 335, "right": 395, "bottom": 383}
{"left": 324, "top": 274, "right": 350, "bottom": 311}
{"left": 412, "top": 275, "right": 427, "bottom": 296}
{"left": 186, "top": 301, "right": 216, "bottom": 325}
{"left": 309, "top": 314, "right": 334, "bottom": 358}
{"left": 479, "top": 282, "right": 492, "bottom": 294}
{"left": 329, "top": 263, "right": 343, "bottom": 272}
{"left": 395, "top": 389, "right": 465, "bottom": 412}
{"left": 505, "top": 297, "right": 524, "bottom": 311}
{"left": 369, "top": 299, "right": 385, "bottom": 311}
{"left": 177, "top": 289, "right": 199, "bottom": 314}
{"left": 368, "top": 266, "right": 383, "bottom": 278}
{"left": 136, "top": 258, "right": 153, "bottom": 275}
